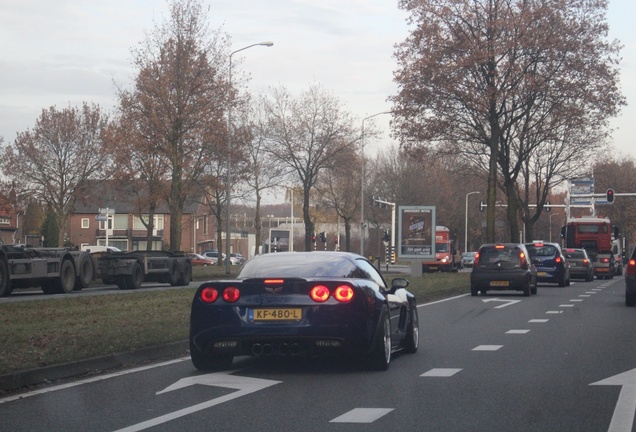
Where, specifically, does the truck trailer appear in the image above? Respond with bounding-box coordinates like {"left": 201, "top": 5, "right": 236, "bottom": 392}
{"left": 95, "top": 249, "right": 192, "bottom": 290}
{"left": 0, "top": 245, "right": 96, "bottom": 297}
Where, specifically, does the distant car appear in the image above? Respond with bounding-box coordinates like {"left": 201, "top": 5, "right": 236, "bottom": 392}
{"left": 470, "top": 243, "right": 537, "bottom": 296}
{"left": 187, "top": 253, "right": 215, "bottom": 266}
{"left": 461, "top": 252, "right": 477, "bottom": 268}
{"left": 189, "top": 251, "right": 419, "bottom": 371}
{"left": 230, "top": 253, "right": 246, "bottom": 265}
{"left": 204, "top": 250, "right": 240, "bottom": 265}
{"left": 563, "top": 248, "right": 594, "bottom": 282}
{"left": 625, "top": 247, "right": 636, "bottom": 306}
{"left": 525, "top": 241, "right": 571, "bottom": 287}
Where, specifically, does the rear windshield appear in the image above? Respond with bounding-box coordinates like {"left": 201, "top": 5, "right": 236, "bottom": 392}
{"left": 479, "top": 247, "right": 521, "bottom": 265}
{"left": 564, "top": 250, "right": 585, "bottom": 259}
{"left": 526, "top": 245, "right": 558, "bottom": 257}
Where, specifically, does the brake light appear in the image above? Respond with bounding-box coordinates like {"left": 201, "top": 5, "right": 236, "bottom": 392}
{"left": 519, "top": 251, "right": 527, "bottom": 268}
{"left": 583, "top": 259, "right": 589, "bottom": 266}
{"left": 534, "top": 243, "right": 545, "bottom": 247}
{"left": 495, "top": 245, "right": 505, "bottom": 249}
{"left": 627, "top": 259, "right": 636, "bottom": 276}
{"left": 222, "top": 286, "right": 241, "bottom": 303}
{"left": 555, "top": 256, "right": 562, "bottom": 264}
{"left": 265, "top": 279, "right": 284, "bottom": 284}
{"left": 201, "top": 287, "right": 219, "bottom": 303}
{"left": 474, "top": 252, "right": 480, "bottom": 266}
{"left": 334, "top": 285, "right": 354, "bottom": 302}
{"left": 600, "top": 257, "right": 610, "bottom": 263}
{"left": 310, "top": 285, "right": 330, "bottom": 302}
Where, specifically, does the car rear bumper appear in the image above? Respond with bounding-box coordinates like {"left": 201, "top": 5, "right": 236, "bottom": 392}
{"left": 470, "top": 271, "right": 532, "bottom": 290}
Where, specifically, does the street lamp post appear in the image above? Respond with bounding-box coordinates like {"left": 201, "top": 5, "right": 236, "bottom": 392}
{"left": 465, "top": 191, "right": 480, "bottom": 253}
{"left": 360, "top": 111, "right": 391, "bottom": 257}
{"left": 226, "top": 41, "right": 273, "bottom": 274}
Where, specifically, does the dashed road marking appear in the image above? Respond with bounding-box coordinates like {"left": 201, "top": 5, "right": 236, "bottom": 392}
{"left": 473, "top": 345, "right": 503, "bottom": 351}
{"left": 421, "top": 368, "right": 462, "bottom": 377}
{"left": 330, "top": 408, "right": 394, "bottom": 423}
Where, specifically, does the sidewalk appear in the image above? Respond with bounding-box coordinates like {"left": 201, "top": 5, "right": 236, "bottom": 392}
{"left": 0, "top": 340, "right": 189, "bottom": 394}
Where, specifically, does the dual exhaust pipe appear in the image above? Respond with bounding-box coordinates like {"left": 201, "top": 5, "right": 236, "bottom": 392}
{"left": 251, "top": 342, "right": 301, "bottom": 356}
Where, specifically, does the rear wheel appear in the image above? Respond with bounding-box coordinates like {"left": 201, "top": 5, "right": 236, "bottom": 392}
{"left": 523, "top": 281, "right": 531, "bottom": 297}
{"left": 123, "top": 262, "right": 143, "bottom": 289}
{"left": 75, "top": 253, "right": 95, "bottom": 289}
{"left": 169, "top": 261, "right": 180, "bottom": 286}
{"left": 177, "top": 261, "right": 192, "bottom": 286}
{"left": 367, "top": 307, "right": 391, "bottom": 371}
{"left": 54, "top": 259, "right": 76, "bottom": 294}
{"left": 471, "top": 285, "right": 479, "bottom": 296}
{"left": 0, "top": 260, "right": 10, "bottom": 297}
{"left": 404, "top": 305, "right": 419, "bottom": 354}
{"left": 190, "top": 340, "right": 233, "bottom": 370}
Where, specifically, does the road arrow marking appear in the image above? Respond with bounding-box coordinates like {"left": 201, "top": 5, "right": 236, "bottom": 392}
{"left": 115, "top": 371, "right": 281, "bottom": 432}
{"left": 591, "top": 368, "right": 636, "bottom": 432}
{"left": 482, "top": 298, "right": 521, "bottom": 308}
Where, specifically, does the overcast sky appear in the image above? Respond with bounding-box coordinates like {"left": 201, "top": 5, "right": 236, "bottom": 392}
{"left": 1, "top": 0, "right": 635, "bottom": 163}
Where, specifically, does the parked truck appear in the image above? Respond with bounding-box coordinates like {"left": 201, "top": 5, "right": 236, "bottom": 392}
{"left": 95, "top": 249, "right": 192, "bottom": 290}
{"left": 422, "top": 226, "right": 459, "bottom": 272}
{"left": 0, "top": 244, "right": 96, "bottom": 297}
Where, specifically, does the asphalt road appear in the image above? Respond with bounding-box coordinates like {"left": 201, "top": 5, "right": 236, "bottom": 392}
{"left": 1, "top": 276, "right": 634, "bottom": 431}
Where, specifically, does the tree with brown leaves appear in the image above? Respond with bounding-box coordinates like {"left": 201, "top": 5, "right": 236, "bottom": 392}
{"left": 1, "top": 103, "right": 111, "bottom": 246}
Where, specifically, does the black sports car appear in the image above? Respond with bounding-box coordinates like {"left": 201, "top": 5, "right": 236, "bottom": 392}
{"left": 189, "top": 251, "right": 419, "bottom": 371}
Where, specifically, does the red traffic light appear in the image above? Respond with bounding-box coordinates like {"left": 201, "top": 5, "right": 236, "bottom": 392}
{"left": 606, "top": 188, "right": 615, "bottom": 203}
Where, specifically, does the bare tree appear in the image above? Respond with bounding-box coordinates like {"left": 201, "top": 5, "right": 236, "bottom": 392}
{"left": 391, "top": 0, "right": 624, "bottom": 242}
{"left": 316, "top": 147, "right": 361, "bottom": 252}
{"left": 117, "top": 0, "right": 230, "bottom": 250}
{"left": 1, "top": 103, "right": 111, "bottom": 245}
{"left": 263, "top": 84, "right": 359, "bottom": 251}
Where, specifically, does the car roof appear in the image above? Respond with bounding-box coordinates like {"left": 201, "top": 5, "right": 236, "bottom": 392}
{"left": 238, "top": 251, "right": 368, "bottom": 279}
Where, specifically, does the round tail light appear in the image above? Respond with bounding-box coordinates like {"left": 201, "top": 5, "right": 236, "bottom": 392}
{"left": 310, "top": 285, "right": 330, "bottom": 302}
{"left": 334, "top": 285, "right": 354, "bottom": 302}
{"left": 222, "top": 286, "right": 241, "bottom": 303}
{"left": 201, "top": 287, "right": 219, "bottom": 303}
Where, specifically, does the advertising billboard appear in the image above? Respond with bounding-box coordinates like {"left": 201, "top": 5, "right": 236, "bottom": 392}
{"left": 398, "top": 206, "right": 436, "bottom": 259}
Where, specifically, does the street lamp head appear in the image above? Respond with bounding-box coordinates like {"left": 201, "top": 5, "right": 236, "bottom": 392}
{"left": 259, "top": 41, "right": 274, "bottom": 47}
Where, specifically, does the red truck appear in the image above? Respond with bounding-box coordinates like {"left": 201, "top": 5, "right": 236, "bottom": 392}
{"left": 561, "top": 216, "right": 619, "bottom": 280}
{"left": 422, "top": 226, "right": 459, "bottom": 272}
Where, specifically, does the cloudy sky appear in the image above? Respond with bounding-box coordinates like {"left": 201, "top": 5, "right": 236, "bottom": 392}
{"left": 1, "top": 0, "right": 635, "bottom": 162}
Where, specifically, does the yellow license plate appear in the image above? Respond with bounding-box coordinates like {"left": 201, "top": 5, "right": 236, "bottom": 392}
{"left": 537, "top": 272, "right": 547, "bottom": 277}
{"left": 490, "top": 281, "right": 509, "bottom": 287}
{"left": 251, "top": 308, "right": 302, "bottom": 321}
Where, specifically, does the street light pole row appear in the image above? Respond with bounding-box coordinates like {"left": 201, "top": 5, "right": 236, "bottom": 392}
{"left": 226, "top": 41, "right": 273, "bottom": 274}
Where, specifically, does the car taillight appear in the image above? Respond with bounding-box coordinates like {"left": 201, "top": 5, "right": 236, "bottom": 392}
{"left": 334, "top": 285, "right": 354, "bottom": 302}
{"left": 310, "top": 285, "right": 330, "bottom": 302}
{"left": 222, "top": 286, "right": 241, "bottom": 303}
{"left": 519, "top": 252, "right": 528, "bottom": 268}
{"left": 600, "top": 257, "right": 609, "bottom": 263}
{"left": 474, "top": 252, "right": 480, "bottom": 266}
{"left": 583, "top": 259, "right": 589, "bottom": 267}
{"left": 555, "top": 256, "right": 562, "bottom": 264}
{"left": 201, "top": 287, "right": 219, "bottom": 303}
{"left": 627, "top": 259, "right": 636, "bottom": 275}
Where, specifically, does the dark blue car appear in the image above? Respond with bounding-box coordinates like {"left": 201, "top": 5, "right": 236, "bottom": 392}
{"left": 525, "top": 242, "right": 571, "bottom": 287}
{"left": 189, "top": 251, "right": 419, "bottom": 371}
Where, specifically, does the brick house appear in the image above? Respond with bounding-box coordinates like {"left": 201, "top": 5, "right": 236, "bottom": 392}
{"left": 67, "top": 180, "right": 219, "bottom": 253}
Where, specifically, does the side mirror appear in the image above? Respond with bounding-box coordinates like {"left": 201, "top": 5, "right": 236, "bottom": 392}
{"left": 391, "top": 278, "right": 409, "bottom": 291}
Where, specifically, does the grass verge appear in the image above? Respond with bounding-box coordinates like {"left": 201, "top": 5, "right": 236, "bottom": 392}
{"left": 0, "top": 267, "right": 469, "bottom": 376}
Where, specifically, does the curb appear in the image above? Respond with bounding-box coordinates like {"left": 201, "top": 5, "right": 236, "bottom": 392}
{"left": 0, "top": 340, "right": 189, "bottom": 394}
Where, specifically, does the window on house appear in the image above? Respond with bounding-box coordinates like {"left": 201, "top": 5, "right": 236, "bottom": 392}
{"left": 133, "top": 215, "right": 164, "bottom": 231}
{"left": 81, "top": 218, "right": 89, "bottom": 229}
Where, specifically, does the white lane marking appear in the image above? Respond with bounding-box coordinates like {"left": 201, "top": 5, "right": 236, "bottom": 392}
{"left": 421, "top": 368, "right": 462, "bottom": 377}
{"left": 506, "top": 329, "right": 530, "bottom": 334}
{"left": 482, "top": 298, "right": 522, "bottom": 308}
{"left": 330, "top": 408, "right": 394, "bottom": 423}
{"left": 570, "top": 299, "right": 584, "bottom": 302}
{"left": 473, "top": 345, "right": 503, "bottom": 351}
{"left": 559, "top": 304, "right": 575, "bottom": 307}
{"left": 546, "top": 311, "right": 563, "bottom": 314}
{"left": 586, "top": 291, "right": 598, "bottom": 294}
{"left": 116, "top": 372, "right": 281, "bottom": 432}
{"left": 580, "top": 295, "right": 591, "bottom": 297}
{"left": 419, "top": 293, "right": 470, "bottom": 307}
{"left": 591, "top": 368, "right": 636, "bottom": 432}
{"left": 529, "top": 319, "right": 549, "bottom": 323}
{"left": 0, "top": 357, "right": 191, "bottom": 404}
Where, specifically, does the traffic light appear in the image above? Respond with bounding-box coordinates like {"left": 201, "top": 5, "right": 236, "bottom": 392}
{"left": 319, "top": 232, "right": 326, "bottom": 242}
{"left": 606, "top": 188, "right": 615, "bottom": 203}
{"left": 545, "top": 201, "right": 551, "bottom": 213}
{"left": 383, "top": 230, "right": 390, "bottom": 242}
